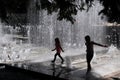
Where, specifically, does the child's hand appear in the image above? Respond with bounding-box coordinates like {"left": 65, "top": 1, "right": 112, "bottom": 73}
{"left": 51, "top": 50, "right": 54, "bottom": 51}
{"left": 51, "top": 49, "right": 55, "bottom": 51}
{"left": 104, "top": 45, "right": 108, "bottom": 47}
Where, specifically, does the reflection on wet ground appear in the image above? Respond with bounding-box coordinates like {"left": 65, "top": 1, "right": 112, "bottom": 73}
{"left": 0, "top": 63, "right": 108, "bottom": 80}
{"left": 1, "top": 57, "right": 120, "bottom": 80}
{"left": 0, "top": 64, "right": 66, "bottom": 80}
{"left": 1, "top": 48, "right": 120, "bottom": 80}
{"left": 4, "top": 60, "right": 105, "bottom": 80}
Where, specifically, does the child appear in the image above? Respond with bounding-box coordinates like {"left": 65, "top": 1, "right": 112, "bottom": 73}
{"left": 85, "top": 35, "right": 107, "bottom": 73}
{"left": 52, "top": 38, "right": 64, "bottom": 64}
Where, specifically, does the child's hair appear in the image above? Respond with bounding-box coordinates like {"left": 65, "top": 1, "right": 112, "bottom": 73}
{"left": 85, "top": 35, "right": 91, "bottom": 42}
{"left": 55, "top": 38, "right": 60, "bottom": 44}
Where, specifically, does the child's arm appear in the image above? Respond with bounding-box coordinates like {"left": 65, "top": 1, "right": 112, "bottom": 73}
{"left": 60, "top": 46, "right": 64, "bottom": 52}
{"left": 92, "top": 41, "right": 108, "bottom": 47}
{"left": 51, "top": 48, "right": 56, "bottom": 51}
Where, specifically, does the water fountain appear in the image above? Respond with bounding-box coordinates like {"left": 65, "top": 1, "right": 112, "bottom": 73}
{"left": 0, "top": 1, "right": 120, "bottom": 80}
{"left": 0, "top": 0, "right": 110, "bottom": 64}
{"left": 0, "top": 0, "right": 119, "bottom": 66}
{"left": 27, "top": 0, "right": 107, "bottom": 48}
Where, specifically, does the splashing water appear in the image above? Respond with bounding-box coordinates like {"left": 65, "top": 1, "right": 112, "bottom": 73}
{"left": 0, "top": 1, "right": 119, "bottom": 65}
{"left": 107, "top": 44, "right": 119, "bottom": 54}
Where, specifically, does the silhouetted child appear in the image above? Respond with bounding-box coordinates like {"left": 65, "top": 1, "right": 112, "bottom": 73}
{"left": 52, "top": 38, "right": 64, "bottom": 64}
{"left": 85, "top": 35, "right": 107, "bottom": 73}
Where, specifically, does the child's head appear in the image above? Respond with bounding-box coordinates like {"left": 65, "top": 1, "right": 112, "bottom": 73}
{"left": 85, "top": 35, "right": 91, "bottom": 42}
{"left": 55, "top": 38, "right": 60, "bottom": 43}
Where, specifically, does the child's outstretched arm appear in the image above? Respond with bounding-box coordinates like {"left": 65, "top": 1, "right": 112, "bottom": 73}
{"left": 52, "top": 48, "right": 56, "bottom": 51}
{"left": 93, "top": 41, "right": 108, "bottom": 47}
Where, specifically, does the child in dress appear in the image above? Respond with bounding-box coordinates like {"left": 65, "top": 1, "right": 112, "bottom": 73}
{"left": 52, "top": 38, "right": 64, "bottom": 64}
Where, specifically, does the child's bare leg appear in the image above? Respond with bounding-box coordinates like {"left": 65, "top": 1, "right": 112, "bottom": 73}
{"left": 58, "top": 54, "right": 64, "bottom": 64}
{"left": 52, "top": 53, "right": 57, "bottom": 63}
{"left": 86, "top": 53, "right": 93, "bottom": 73}
{"left": 87, "top": 61, "right": 91, "bottom": 72}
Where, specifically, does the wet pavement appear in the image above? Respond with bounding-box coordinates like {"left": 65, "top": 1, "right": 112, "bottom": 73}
{"left": 1, "top": 50, "right": 120, "bottom": 80}
{"left": 0, "top": 64, "right": 66, "bottom": 80}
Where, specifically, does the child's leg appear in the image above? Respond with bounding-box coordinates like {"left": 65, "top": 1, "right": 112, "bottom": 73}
{"left": 87, "top": 60, "right": 91, "bottom": 72}
{"left": 52, "top": 53, "right": 57, "bottom": 62}
{"left": 58, "top": 54, "right": 64, "bottom": 63}
{"left": 86, "top": 53, "right": 93, "bottom": 73}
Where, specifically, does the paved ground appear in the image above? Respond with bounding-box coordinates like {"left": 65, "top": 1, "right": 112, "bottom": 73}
{"left": 1, "top": 47, "right": 120, "bottom": 80}
{"left": 1, "top": 51, "right": 119, "bottom": 80}
{"left": 0, "top": 64, "right": 66, "bottom": 80}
